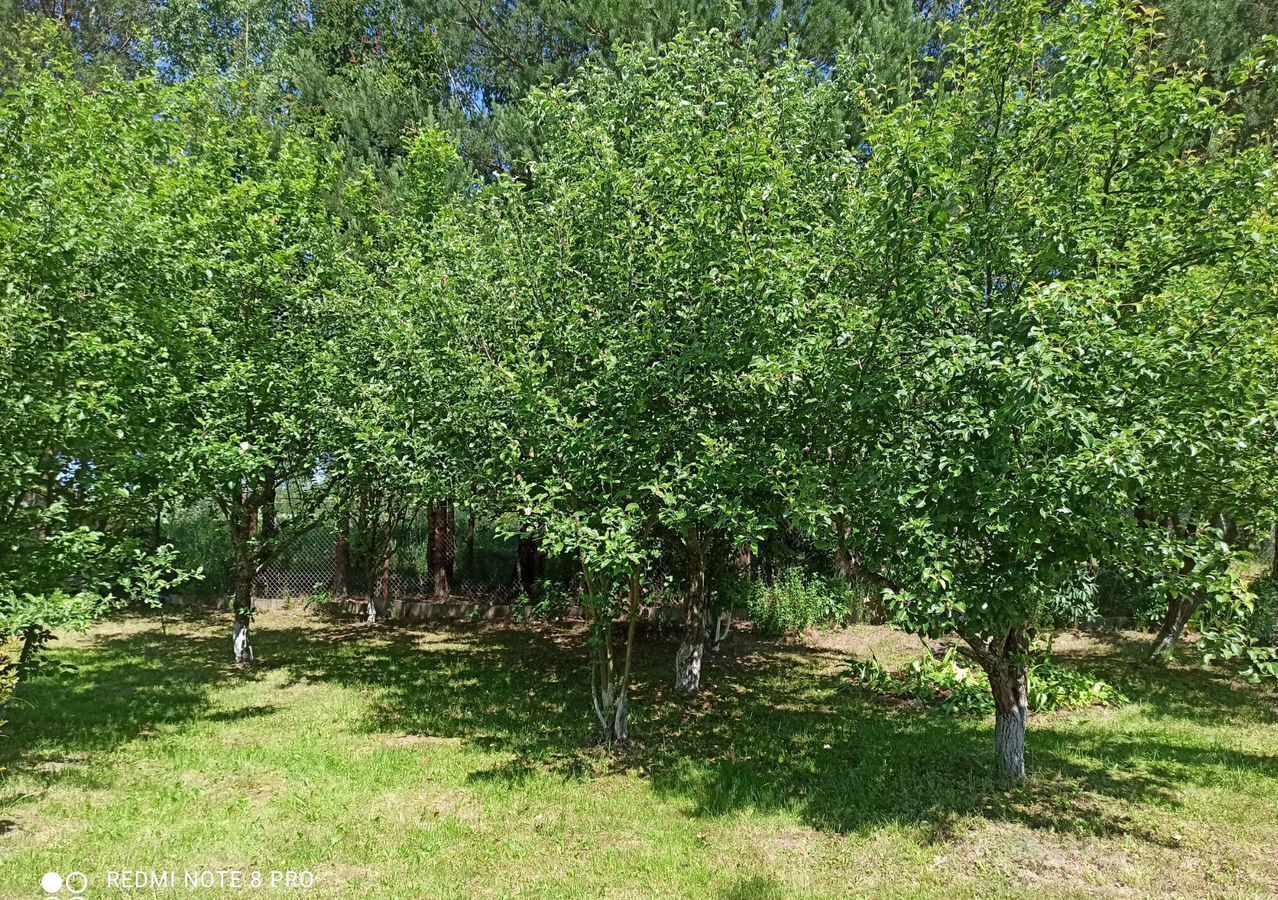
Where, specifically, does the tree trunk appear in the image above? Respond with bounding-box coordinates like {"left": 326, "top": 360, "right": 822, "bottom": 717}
{"left": 152, "top": 500, "right": 164, "bottom": 550}
{"left": 445, "top": 500, "right": 456, "bottom": 576}
{"left": 515, "top": 535, "right": 545, "bottom": 597}
{"left": 590, "top": 611, "right": 618, "bottom": 740}
{"left": 429, "top": 501, "right": 453, "bottom": 599}
{"left": 833, "top": 515, "right": 864, "bottom": 624}
{"left": 231, "top": 567, "right": 254, "bottom": 665}
{"left": 260, "top": 477, "right": 276, "bottom": 545}
{"left": 675, "top": 527, "right": 707, "bottom": 696}
{"left": 590, "top": 575, "right": 641, "bottom": 746}
{"left": 968, "top": 627, "right": 1029, "bottom": 781}
{"left": 735, "top": 543, "right": 753, "bottom": 581}
{"left": 381, "top": 524, "right": 393, "bottom": 608}
{"left": 1271, "top": 519, "right": 1277, "bottom": 583}
{"left": 1151, "top": 547, "right": 1203, "bottom": 660}
{"left": 334, "top": 511, "right": 351, "bottom": 597}
{"left": 466, "top": 508, "right": 476, "bottom": 568}
{"left": 367, "top": 511, "right": 392, "bottom": 624}
{"left": 1219, "top": 513, "right": 1238, "bottom": 547}
{"left": 711, "top": 539, "right": 749, "bottom": 650}
{"left": 711, "top": 610, "right": 733, "bottom": 651}
{"left": 1150, "top": 595, "right": 1204, "bottom": 659}
{"left": 614, "top": 574, "right": 641, "bottom": 742}
{"left": 227, "top": 487, "right": 259, "bottom": 666}
{"left": 1, "top": 626, "right": 47, "bottom": 720}
{"left": 16, "top": 626, "right": 41, "bottom": 675}
{"left": 991, "top": 666, "right": 1028, "bottom": 782}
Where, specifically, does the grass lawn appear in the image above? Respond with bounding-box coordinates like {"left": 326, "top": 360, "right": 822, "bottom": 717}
{"left": 0, "top": 609, "right": 1275, "bottom": 899}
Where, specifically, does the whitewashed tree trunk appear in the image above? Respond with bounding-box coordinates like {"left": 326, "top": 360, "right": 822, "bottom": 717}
{"left": 590, "top": 575, "right": 642, "bottom": 746}
{"left": 232, "top": 617, "right": 253, "bottom": 665}
{"left": 676, "top": 527, "right": 708, "bottom": 695}
{"left": 712, "top": 610, "right": 732, "bottom": 651}
{"left": 590, "top": 616, "right": 622, "bottom": 744}
{"left": 231, "top": 568, "right": 254, "bottom": 665}
{"left": 969, "top": 627, "right": 1029, "bottom": 781}
{"left": 674, "top": 641, "right": 703, "bottom": 695}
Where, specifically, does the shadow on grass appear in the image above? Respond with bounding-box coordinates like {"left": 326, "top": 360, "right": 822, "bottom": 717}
{"left": 0, "top": 609, "right": 262, "bottom": 777}
{"left": 1049, "top": 628, "right": 1277, "bottom": 725}
{"left": 2, "top": 611, "right": 1275, "bottom": 844}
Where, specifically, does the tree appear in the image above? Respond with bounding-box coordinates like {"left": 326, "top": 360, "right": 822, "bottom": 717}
{"left": 155, "top": 95, "right": 375, "bottom": 663}
{"left": 440, "top": 31, "right": 848, "bottom": 712}
{"left": 812, "top": 0, "right": 1278, "bottom": 779}
{"left": 1156, "top": 0, "right": 1278, "bottom": 134}
{"left": 0, "top": 24, "right": 192, "bottom": 703}
{"left": 329, "top": 128, "right": 465, "bottom": 618}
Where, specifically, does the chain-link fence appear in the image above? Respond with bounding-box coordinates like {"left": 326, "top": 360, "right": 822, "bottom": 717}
{"left": 255, "top": 505, "right": 544, "bottom": 602}
{"left": 166, "top": 495, "right": 839, "bottom": 613}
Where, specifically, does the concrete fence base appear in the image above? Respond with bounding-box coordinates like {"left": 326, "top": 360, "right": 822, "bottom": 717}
{"left": 243, "top": 595, "right": 688, "bottom": 625}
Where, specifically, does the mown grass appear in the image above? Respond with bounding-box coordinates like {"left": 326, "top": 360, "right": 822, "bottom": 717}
{"left": 0, "top": 610, "right": 1274, "bottom": 898}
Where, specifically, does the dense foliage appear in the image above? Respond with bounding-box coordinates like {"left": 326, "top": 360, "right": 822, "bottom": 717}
{"left": 0, "top": 26, "right": 193, "bottom": 695}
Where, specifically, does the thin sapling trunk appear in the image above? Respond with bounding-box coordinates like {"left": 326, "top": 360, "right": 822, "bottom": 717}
{"left": 590, "top": 573, "right": 641, "bottom": 746}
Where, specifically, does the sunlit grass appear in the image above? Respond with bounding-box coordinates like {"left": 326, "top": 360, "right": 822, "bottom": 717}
{"left": 0, "top": 611, "right": 1274, "bottom": 898}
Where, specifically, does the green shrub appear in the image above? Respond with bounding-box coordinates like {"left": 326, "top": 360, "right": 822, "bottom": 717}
{"left": 746, "top": 569, "right": 862, "bottom": 636}
{"left": 1028, "top": 658, "right": 1129, "bottom": 711}
{"left": 165, "top": 503, "right": 234, "bottom": 599}
{"left": 1094, "top": 566, "right": 1166, "bottom": 626}
{"left": 1198, "top": 576, "right": 1278, "bottom": 685}
{"left": 850, "top": 647, "right": 1127, "bottom": 715}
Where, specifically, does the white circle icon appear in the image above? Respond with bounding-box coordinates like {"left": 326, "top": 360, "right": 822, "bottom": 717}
{"left": 41, "top": 872, "right": 62, "bottom": 893}
{"left": 66, "top": 871, "right": 89, "bottom": 894}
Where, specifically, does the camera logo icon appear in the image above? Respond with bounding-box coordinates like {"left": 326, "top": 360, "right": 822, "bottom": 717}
{"left": 41, "top": 871, "right": 88, "bottom": 895}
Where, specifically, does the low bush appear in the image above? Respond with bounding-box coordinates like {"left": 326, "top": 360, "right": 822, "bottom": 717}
{"left": 165, "top": 503, "right": 234, "bottom": 599}
{"left": 746, "top": 569, "right": 863, "bottom": 636}
{"left": 850, "top": 646, "right": 1127, "bottom": 715}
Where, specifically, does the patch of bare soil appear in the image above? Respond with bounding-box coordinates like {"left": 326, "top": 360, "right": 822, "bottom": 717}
{"left": 366, "top": 785, "right": 483, "bottom": 829}
{"left": 949, "top": 820, "right": 1277, "bottom": 900}
{"left": 796, "top": 624, "right": 933, "bottom": 669}
{"left": 756, "top": 825, "right": 819, "bottom": 858}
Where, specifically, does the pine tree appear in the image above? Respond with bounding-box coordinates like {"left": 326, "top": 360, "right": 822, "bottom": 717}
{"left": 1156, "top": 0, "right": 1278, "bottom": 133}
{"left": 428, "top": 0, "right": 933, "bottom": 175}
